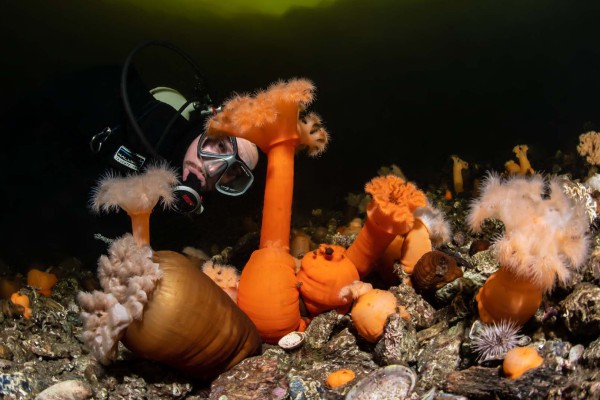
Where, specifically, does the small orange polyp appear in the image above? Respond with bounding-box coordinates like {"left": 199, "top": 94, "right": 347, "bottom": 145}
{"left": 10, "top": 292, "right": 32, "bottom": 319}
{"left": 503, "top": 347, "right": 543, "bottom": 379}
{"left": 326, "top": 369, "right": 356, "bottom": 388}
{"left": 27, "top": 269, "right": 57, "bottom": 297}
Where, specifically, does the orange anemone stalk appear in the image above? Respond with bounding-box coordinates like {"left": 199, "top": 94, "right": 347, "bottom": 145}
{"left": 206, "top": 79, "right": 329, "bottom": 343}
{"left": 345, "top": 175, "right": 427, "bottom": 278}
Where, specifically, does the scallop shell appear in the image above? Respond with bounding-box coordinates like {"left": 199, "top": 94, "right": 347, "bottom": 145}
{"left": 411, "top": 250, "right": 463, "bottom": 293}
{"left": 278, "top": 331, "right": 306, "bottom": 350}
{"left": 345, "top": 365, "right": 416, "bottom": 400}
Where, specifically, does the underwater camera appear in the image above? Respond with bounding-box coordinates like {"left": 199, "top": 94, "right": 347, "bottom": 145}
{"left": 90, "top": 40, "right": 220, "bottom": 214}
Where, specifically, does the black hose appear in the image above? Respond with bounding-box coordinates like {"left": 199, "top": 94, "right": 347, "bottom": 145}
{"left": 120, "top": 40, "right": 211, "bottom": 159}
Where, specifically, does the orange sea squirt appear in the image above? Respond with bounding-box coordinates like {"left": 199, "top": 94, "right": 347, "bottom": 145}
{"left": 297, "top": 244, "right": 359, "bottom": 316}
{"left": 27, "top": 269, "right": 57, "bottom": 297}
{"left": 351, "top": 289, "right": 403, "bottom": 343}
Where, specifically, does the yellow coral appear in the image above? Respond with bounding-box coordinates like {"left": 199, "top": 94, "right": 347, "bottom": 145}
{"left": 513, "top": 145, "right": 534, "bottom": 175}
{"left": 451, "top": 155, "right": 469, "bottom": 194}
{"left": 578, "top": 131, "right": 600, "bottom": 166}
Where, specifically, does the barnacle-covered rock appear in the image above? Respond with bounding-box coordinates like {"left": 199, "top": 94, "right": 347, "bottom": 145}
{"left": 411, "top": 251, "right": 463, "bottom": 294}
{"left": 328, "top": 232, "right": 358, "bottom": 248}
{"left": 373, "top": 313, "right": 418, "bottom": 366}
{"left": 581, "top": 239, "right": 600, "bottom": 286}
{"left": 469, "top": 248, "right": 499, "bottom": 277}
{"left": 345, "top": 365, "right": 416, "bottom": 400}
{"left": 389, "top": 285, "right": 436, "bottom": 330}
{"left": 539, "top": 339, "right": 580, "bottom": 372}
{"left": 416, "top": 321, "right": 466, "bottom": 393}
{"left": 461, "top": 270, "right": 487, "bottom": 289}
{"left": 288, "top": 328, "right": 377, "bottom": 399}
{"left": 583, "top": 337, "right": 600, "bottom": 367}
{"left": 0, "top": 372, "right": 31, "bottom": 399}
{"left": 417, "top": 321, "right": 448, "bottom": 344}
{"left": 23, "top": 334, "right": 72, "bottom": 359}
{"left": 560, "top": 282, "right": 600, "bottom": 340}
{"left": 304, "top": 310, "right": 344, "bottom": 350}
{"left": 288, "top": 361, "right": 364, "bottom": 399}
{"left": 323, "top": 329, "right": 376, "bottom": 366}
{"left": 288, "top": 375, "right": 324, "bottom": 400}
{"left": 209, "top": 348, "right": 292, "bottom": 400}
{"left": 433, "top": 293, "right": 472, "bottom": 325}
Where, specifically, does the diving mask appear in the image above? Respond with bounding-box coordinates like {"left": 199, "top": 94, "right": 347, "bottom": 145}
{"left": 197, "top": 132, "right": 255, "bottom": 196}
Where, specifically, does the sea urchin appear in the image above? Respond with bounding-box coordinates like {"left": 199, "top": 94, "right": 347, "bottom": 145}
{"left": 470, "top": 320, "right": 524, "bottom": 362}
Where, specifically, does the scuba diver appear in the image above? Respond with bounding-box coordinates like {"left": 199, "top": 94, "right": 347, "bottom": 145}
{"left": 90, "top": 40, "right": 259, "bottom": 215}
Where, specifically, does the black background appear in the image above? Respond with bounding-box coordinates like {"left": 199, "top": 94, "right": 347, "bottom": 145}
{"left": 1, "top": 0, "right": 599, "bottom": 269}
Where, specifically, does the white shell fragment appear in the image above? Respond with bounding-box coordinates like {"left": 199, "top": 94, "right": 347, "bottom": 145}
{"left": 35, "top": 379, "right": 92, "bottom": 400}
{"left": 278, "top": 331, "right": 306, "bottom": 350}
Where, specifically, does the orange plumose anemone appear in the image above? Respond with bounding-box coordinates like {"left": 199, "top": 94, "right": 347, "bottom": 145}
{"left": 468, "top": 173, "right": 590, "bottom": 325}
{"left": 345, "top": 175, "right": 427, "bottom": 278}
{"left": 206, "top": 78, "right": 329, "bottom": 343}
{"left": 91, "top": 165, "right": 178, "bottom": 246}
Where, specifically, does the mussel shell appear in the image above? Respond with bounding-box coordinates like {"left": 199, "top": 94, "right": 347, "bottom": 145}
{"left": 345, "top": 365, "right": 416, "bottom": 400}
{"left": 468, "top": 239, "right": 491, "bottom": 257}
{"left": 412, "top": 250, "right": 463, "bottom": 293}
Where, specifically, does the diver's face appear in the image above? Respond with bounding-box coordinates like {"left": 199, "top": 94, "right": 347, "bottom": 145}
{"left": 182, "top": 134, "right": 236, "bottom": 192}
